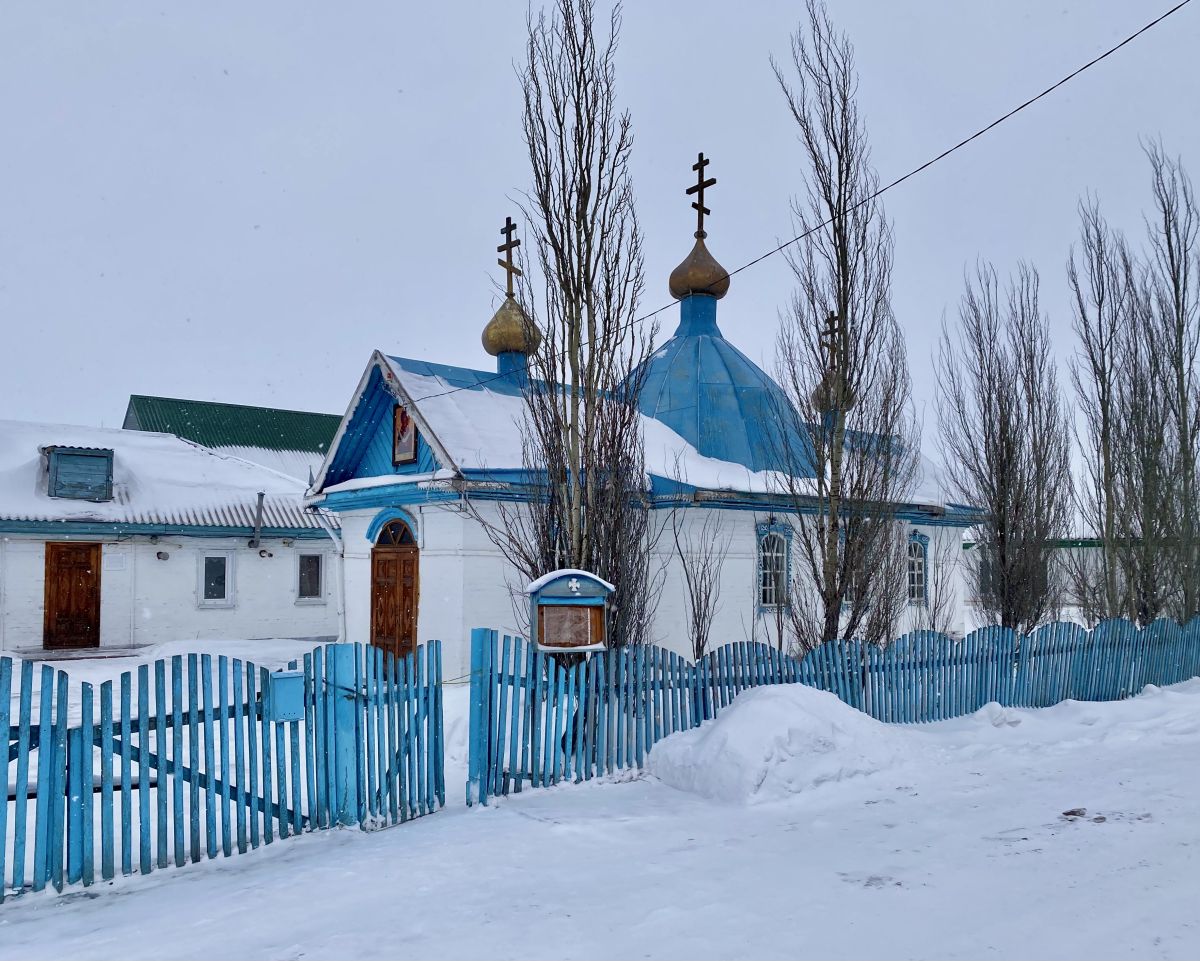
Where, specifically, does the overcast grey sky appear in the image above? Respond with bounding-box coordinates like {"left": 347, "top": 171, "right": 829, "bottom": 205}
{"left": 1, "top": 2, "right": 1197, "bottom": 439}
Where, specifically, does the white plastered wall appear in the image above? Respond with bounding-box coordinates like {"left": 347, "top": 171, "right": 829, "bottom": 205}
{"left": 0, "top": 533, "right": 338, "bottom": 652}
{"left": 337, "top": 499, "right": 973, "bottom": 675}
{"left": 340, "top": 502, "right": 524, "bottom": 682}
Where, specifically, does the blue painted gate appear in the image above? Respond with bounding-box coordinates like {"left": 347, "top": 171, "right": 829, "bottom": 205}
{"left": 2, "top": 640, "right": 444, "bottom": 901}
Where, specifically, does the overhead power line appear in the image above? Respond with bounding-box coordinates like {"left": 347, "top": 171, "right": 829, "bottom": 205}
{"left": 410, "top": 0, "right": 1192, "bottom": 405}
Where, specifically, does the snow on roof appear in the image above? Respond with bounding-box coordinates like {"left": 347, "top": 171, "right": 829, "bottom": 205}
{"left": 375, "top": 355, "right": 965, "bottom": 513}
{"left": 215, "top": 445, "right": 324, "bottom": 484}
{"left": 912, "top": 455, "right": 951, "bottom": 507}
{"left": 0, "top": 420, "right": 325, "bottom": 531}
{"left": 383, "top": 355, "right": 807, "bottom": 497}
{"left": 525, "top": 569, "right": 617, "bottom": 594}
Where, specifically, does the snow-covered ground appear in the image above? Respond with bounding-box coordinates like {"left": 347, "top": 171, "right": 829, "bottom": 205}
{"left": 1, "top": 658, "right": 1198, "bottom": 960}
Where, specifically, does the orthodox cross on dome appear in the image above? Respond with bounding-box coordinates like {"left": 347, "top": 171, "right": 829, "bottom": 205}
{"left": 497, "top": 216, "right": 523, "bottom": 298}
{"left": 685, "top": 152, "right": 717, "bottom": 239}
{"left": 819, "top": 310, "right": 841, "bottom": 369}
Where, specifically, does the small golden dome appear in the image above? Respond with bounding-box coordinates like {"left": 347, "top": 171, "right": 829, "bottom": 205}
{"left": 482, "top": 295, "right": 541, "bottom": 356}
{"left": 668, "top": 233, "right": 730, "bottom": 300}
{"left": 810, "top": 369, "right": 857, "bottom": 412}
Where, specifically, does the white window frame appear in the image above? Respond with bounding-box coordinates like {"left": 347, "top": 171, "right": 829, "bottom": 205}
{"left": 757, "top": 529, "right": 790, "bottom": 611}
{"left": 198, "top": 551, "right": 236, "bottom": 609}
{"left": 907, "top": 534, "right": 928, "bottom": 607}
{"left": 295, "top": 551, "right": 326, "bottom": 606}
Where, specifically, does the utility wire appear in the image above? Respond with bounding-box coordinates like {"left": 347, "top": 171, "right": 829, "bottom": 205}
{"left": 410, "top": 0, "right": 1191, "bottom": 406}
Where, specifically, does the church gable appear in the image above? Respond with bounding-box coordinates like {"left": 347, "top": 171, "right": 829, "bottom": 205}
{"left": 316, "top": 356, "right": 446, "bottom": 490}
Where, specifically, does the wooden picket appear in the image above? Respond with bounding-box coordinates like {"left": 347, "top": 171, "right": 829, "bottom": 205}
{"left": 467, "top": 618, "right": 1200, "bottom": 804}
{"left": 467, "top": 633, "right": 801, "bottom": 805}
{"left": 2, "top": 640, "right": 443, "bottom": 901}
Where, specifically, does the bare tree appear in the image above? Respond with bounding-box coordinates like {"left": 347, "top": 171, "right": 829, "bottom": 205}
{"left": 1066, "top": 198, "right": 1131, "bottom": 622}
{"left": 937, "top": 263, "right": 1072, "bottom": 633}
{"left": 466, "top": 0, "right": 659, "bottom": 647}
{"left": 1144, "top": 141, "right": 1200, "bottom": 621}
{"left": 769, "top": 0, "right": 918, "bottom": 650}
{"left": 1113, "top": 268, "right": 1178, "bottom": 623}
{"left": 1066, "top": 145, "right": 1199, "bottom": 626}
{"left": 668, "top": 503, "right": 731, "bottom": 661}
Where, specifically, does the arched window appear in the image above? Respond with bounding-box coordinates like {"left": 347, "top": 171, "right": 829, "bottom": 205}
{"left": 758, "top": 529, "right": 789, "bottom": 609}
{"left": 376, "top": 519, "right": 416, "bottom": 546}
{"left": 907, "top": 532, "right": 928, "bottom": 606}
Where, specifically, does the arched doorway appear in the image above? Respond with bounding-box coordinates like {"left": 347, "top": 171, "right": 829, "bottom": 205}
{"left": 370, "top": 518, "right": 419, "bottom": 661}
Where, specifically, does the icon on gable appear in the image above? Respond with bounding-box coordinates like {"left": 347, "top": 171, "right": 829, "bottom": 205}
{"left": 392, "top": 404, "right": 417, "bottom": 466}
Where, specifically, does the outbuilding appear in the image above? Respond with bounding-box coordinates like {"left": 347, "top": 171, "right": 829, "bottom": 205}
{"left": 0, "top": 420, "right": 339, "bottom": 653}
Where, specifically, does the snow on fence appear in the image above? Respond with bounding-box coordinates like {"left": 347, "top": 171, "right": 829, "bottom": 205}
{"left": 466, "top": 619, "right": 1200, "bottom": 804}
{"left": 1, "top": 641, "right": 444, "bottom": 902}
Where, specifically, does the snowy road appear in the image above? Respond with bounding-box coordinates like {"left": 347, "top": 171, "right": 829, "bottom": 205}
{"left": 1, "top": 681, "right": 1197, "bottom": 960}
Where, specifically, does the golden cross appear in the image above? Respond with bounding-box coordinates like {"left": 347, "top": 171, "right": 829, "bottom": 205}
{"left": 685, "top": 152, "right": 716, "bottom": 238}
{"left": 496, "top": 216, "right": 523, "bottom": 298}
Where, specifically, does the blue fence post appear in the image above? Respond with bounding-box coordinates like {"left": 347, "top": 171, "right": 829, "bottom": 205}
{"left": 66, "top": 726, "right": 84, "bottom": 884}
{"left": 327, "top": 643, "right": 361, "bottom": 826}
{"left": 467, "top": 628, "right": 493, "bottom": 807}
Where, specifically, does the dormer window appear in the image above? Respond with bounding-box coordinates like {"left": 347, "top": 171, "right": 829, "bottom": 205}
{"left": 46, "top": 447, "right": 114, "bottom": 502}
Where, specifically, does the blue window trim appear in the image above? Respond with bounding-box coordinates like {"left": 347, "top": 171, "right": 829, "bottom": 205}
{"left": 47, "top": 447, "right": 113, "bottom": 502}
{"left": 755, "top": 520, "right": 792, "bottom": 614}
{"left": 908, "top": 530, "right": 930, "bottom": 606}
{"left": 366, "top": 507, "right": 419, "bottom": 545}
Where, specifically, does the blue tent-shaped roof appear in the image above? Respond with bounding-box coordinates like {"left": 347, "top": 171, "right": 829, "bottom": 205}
{"left": 633, "top": 293, "right": 813, "bottom": 476}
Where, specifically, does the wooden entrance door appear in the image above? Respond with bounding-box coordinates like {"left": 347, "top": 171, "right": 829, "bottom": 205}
{"left": 370, "top": 520, "right": 419, "bottom": 661}
{"left": 44, "top": 542, "right": 102, "bottom": 649}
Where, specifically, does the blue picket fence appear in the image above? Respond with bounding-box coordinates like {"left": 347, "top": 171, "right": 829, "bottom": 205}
{"left": 2, "top": 640, "right": 444, "bottom": 901}
{"left": 466, "top": 618, "right": 1200, "bottom": 804}
{"left": 466, "top": 630, "right": 801, "bottom": 805}
{"left": 804, "top": 619, "right": 1200, "bottom": 721}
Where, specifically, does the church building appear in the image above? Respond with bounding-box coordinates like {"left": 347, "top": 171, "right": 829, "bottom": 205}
{"left": 306, "top": 163, "right": 976, "bottom": 679}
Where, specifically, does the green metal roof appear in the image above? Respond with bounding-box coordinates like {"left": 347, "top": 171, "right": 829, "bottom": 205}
{"left": 123, "top": 395, "right": 341, "bottom": 454}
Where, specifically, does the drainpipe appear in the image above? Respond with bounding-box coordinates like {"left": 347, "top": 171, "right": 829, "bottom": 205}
{"left": 248, "top": 491, "right": 265, "bottom": 548}
{"left": 313, "top": 507, "right": 347, "bottom": 642}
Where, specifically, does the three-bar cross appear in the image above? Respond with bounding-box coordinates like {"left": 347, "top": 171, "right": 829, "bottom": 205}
{"left": 497, "top": 216, "right": 523, "bottom": 298}
{"left": 685, "top": 152, "right": 716, "bottom": 238}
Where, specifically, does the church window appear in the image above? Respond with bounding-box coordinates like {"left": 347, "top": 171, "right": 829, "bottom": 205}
{"left": 757, "top": 523, "right": 790, "bottom": 610}
{"left": 908, "top": 532, "right": 929, "bottom": 606}
{"left": 377, "top": 519, "right": 416, "bottom": 546}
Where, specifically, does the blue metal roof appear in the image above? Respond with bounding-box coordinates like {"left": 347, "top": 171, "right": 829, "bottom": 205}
{"left": 385, "top": 357, "right": 525, "bottom": 397}
{"left": 634, "top": 294, "right": 814, "bottom": 476}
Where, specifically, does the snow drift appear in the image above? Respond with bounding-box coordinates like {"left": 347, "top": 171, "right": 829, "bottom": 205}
{"left": 646, "top": 684, "right": 908, "bottom": 803}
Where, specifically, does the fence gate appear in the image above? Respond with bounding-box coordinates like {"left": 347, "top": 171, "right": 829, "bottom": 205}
{"left": 2, "top": 640, "right": 444, "bottom": 901}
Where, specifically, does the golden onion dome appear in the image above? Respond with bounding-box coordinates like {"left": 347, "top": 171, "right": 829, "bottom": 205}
{"left": 668, "top": 233, "right": 730, "bottom": 301}
{"left": 482, "top": 295, "right": 541, "bottom": 356}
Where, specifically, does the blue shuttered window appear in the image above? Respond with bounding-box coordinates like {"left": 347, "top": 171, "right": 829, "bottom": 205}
{"left": 46, "top": 448, "right": 113, "bottom": 502}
